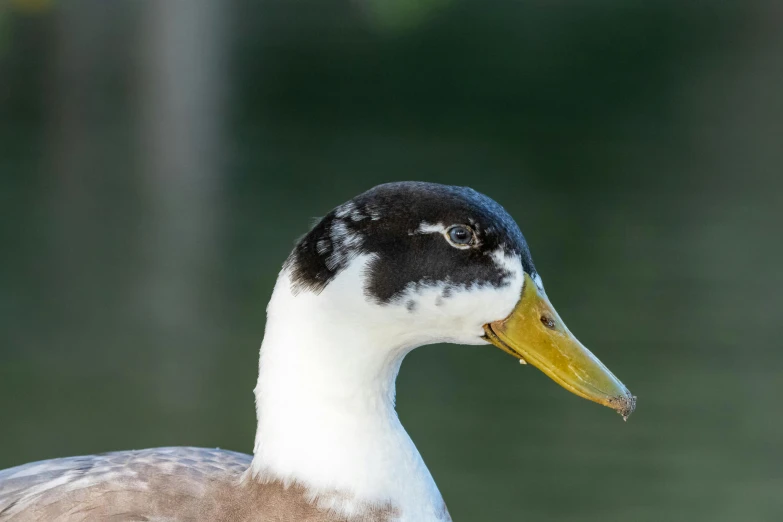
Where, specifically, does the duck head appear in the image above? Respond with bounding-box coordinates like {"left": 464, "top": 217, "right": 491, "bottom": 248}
{"left": 282, "top": 181, "right": 635, "bottom": 418}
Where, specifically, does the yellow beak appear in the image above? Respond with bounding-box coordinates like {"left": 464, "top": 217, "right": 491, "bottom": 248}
{"left": 484, "top": 273, "right": 636, "bottom": 419}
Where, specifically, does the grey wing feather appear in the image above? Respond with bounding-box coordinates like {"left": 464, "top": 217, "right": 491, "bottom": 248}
{"left": 0, "top": 447, "right": 252, "bottom": 521}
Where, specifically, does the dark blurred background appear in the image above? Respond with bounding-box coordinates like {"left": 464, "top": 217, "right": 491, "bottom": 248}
{"left": 1, "top": 0, "right": 782, "bottom": 520}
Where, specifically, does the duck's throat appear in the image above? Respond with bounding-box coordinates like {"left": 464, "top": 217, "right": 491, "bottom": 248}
{"left": 248, "top": 268, "right": 448, "bottom": 520}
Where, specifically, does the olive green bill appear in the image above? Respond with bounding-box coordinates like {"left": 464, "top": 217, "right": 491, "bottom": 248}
{"left": 484, "top": 273, "right": 636, "bottom": 419}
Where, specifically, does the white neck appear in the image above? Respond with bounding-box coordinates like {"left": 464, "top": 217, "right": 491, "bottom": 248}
{"left": 249, "top": 260, "right": 449, "bottom": 521}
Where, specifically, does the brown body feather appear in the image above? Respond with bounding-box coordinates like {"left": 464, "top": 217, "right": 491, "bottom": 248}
{"left": 0, "top": 447, "right": 396, "bottom": 522}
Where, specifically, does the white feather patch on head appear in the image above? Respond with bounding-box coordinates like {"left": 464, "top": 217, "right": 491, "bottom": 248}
{"left": 334, "top": 201, "right": 356, "bottom": 219}
{"left": 414, "top": 222, "right": 447, "bottom": 235}
{"left": 324, "top": 220, "right": 364, "bottom": 271}
{"left": 532, "top": 272, "right": 545, "bottom": 292}
{"left": 365, "top": 204, "right": 383, "bottom": 221}
{"left": 316, "top": 238, "right": 330, "bottom": 255}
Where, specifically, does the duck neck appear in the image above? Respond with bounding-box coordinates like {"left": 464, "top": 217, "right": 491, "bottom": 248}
{"left": 249, "top": 266, "right": 447, "bottom": 520}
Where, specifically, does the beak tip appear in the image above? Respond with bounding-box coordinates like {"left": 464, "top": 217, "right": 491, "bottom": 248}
{"left": 609, "top": 393, "right": 637, "bottom": 421}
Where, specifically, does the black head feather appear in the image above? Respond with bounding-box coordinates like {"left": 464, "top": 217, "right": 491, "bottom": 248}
{"left": 285, "top": 182, "right": 536, "bottom": 303}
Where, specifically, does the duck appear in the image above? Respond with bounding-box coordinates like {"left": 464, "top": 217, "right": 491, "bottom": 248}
{"left": 0, "top": 181, "right": 635, "bottom": 522}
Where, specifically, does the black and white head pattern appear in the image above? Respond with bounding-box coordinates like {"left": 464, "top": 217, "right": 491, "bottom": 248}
{"left": 284, "top": 182, "right": 539, "bottom": 310}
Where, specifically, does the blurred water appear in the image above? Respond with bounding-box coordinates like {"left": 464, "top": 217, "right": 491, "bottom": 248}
{"left": 1, "top": 1, "right": 782, "bottom": 520}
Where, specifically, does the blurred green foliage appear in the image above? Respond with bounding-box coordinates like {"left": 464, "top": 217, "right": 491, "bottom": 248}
{"left": 363, "top": 0, "right": 452, "bottom": 31}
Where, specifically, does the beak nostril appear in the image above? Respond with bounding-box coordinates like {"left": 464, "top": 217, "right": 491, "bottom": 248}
{"left": 540, "top": 315, "right": 555, "bottom": 329}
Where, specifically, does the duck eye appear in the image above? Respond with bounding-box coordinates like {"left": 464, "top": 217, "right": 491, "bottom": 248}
{"left": 446, "top": 225, "right": 475, "bottom": 247}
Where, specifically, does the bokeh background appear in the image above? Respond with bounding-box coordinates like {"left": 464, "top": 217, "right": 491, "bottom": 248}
{"left": 1, "top": 1, "right": 782, "bottom": 520}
